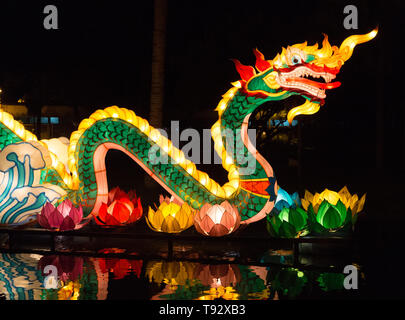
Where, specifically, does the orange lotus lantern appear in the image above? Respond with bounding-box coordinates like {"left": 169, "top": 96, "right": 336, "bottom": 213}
{"left": 193, "top": 201, "right": 241, "bottom": 237}
{"left": 93, "top": 187, "right": 143, "bottom": 226}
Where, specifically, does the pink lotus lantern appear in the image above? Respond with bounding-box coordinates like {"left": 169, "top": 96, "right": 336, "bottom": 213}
{"left": 93, "top": 187, "right": 143, "bottom": 226}
{"left": 193, "top": 201, "right": 241, "bottom": 237}
{"left": 37, "top": 199, "right": 89, "bottom": 231}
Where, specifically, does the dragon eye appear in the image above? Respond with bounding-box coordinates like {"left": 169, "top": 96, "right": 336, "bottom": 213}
{"left": 292, "top": 55, "right": 302, "bottom": 65}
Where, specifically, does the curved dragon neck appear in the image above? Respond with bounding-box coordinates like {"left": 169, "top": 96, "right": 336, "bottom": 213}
{"left": 66, "top": 85, "right": 284, "bottom": 222}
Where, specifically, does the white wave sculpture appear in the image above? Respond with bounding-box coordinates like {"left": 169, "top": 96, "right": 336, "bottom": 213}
{"left": 0, "top": 141, "right": 66, "bottom": 225}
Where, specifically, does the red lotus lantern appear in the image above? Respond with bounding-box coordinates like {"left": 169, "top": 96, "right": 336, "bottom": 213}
{"left": 193, "top": 201, "right": 241, "bottom": 237}
{"left": 37, "top": 199, "right": 90, "bottom": 231}
{"left": 93, "top": 187, "right": 143, "bottom": 226}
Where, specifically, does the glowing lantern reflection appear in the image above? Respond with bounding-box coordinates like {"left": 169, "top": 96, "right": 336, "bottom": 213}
{"left": 197, "top": 286, "right": 239, "bottom": 300}
{"left": 98, "top": 258, "right": 143, "bottom": 280}
{"left": 268, "top": 267, "right": 308, "bottom": 299}
{"left": 193, "top": 201, "right": 241, "bottom": 237}
{"left": 146, "top": 261, "right": 196, "bottom": 286}
{"left": 146, "top": 195, "right": 195, "bottom": 233}
{"left": 194, "top": 264, "right": 241, "bottom": 288}
{"left": 56, "top": 280, "right": 81, "bottom": 300}
{"left": 39, "top": 255, "right": 83, "bottom": 283}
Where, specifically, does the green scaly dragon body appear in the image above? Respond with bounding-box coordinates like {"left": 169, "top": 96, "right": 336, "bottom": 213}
{"left": 0, "top": 29, "right": 376, "bottom": 225}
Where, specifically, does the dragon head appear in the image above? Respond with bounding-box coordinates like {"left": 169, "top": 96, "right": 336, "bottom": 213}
{"left": 233, "top": 28, "right": 378, "bottom": 123}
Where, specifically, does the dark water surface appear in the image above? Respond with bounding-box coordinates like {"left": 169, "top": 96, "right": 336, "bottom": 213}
{"left": 0, "top": 222, "right": 368, "bottom": 301}
{"left": 0, "top": 252, "right": 361, "bottom": 300}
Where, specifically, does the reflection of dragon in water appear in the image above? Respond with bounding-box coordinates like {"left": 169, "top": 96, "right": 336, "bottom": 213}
{"left": 0, "top": 29, "right": 377, "bottom": 225}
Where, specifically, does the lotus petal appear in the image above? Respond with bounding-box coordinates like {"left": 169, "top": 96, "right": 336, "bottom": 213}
{"left": 75, "top": 216, "right": 92, "bottom": 229}
{"left": 198, "top": 203, "right": 211, "bottom": 221}
{"left": 69, "top": 206, "right": 82, "bottom": 225}
{"left": 208, "top": 224, "right": 229, "bottom": 237}
{"left": 110, "top": 199, "right": 132, "bottom": 224}
{"left": 98, "top": 203, "right": 109, "bottom": 223}
{"left": 200, "top": 214, "right": 215, "bottom": 234}
{"left": 220, "top": 201, "right": 235, "bottom": 215}
{"left": 59, "top": 216, "right": 76, "bottom": 231}
{"left": 42, "top": 202, "right": 56, "bottom": 219}
{"left": 193, "top": 218, "right": 206, "bottom": 235}
{"left": 94, "top": 214, "right": 107, "bottom": 226}
{"left": 176, "top": 207, "right": 189, "bottom": 229}
{"left": 104, "top": 212, "right": 121, "bottom": 226}
{"left": 356, "top": 194, "right": 366, "bottom": 214}
{"left": 48, "top": 209, "right": 64, "bottom": 229}
{"left": 37, "top": 212, "right": 51, "bottom": 229}
{"left": 169, "top": 216, "right": 182, "bottom": 233}
{"left": 150, "top": 208, "right": 165, "bottom": 231}
{"left": 220, "top": 210, "right": 235, "bottom": 230}
{"left": 323, "top": 190, "right": 340, "bottom": 205}
{"left": 159, "top": 194, "right": 168, "bottom": 205}
{"left": 291, "top": 192, "right": 301, "bottom": 207}
{"left": 128, "top": 206, "right": 142, "bottom": 224}
{"left": 162, "top": 202, "right": 180, "bottom": 218}
{"left": 208, "top": 205, "right": 226, "bottom": 224}
{"left": 108, "top": 187, "right": 120, "bottom": 203}
{"left": 58, "top": 199, "right": 74, "bottom": 218}
{"left": 338, "top": 186, "right": 351, "bottom": 200}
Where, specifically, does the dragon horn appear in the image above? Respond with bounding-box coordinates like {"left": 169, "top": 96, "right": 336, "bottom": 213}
{"left": 339, "top": 26, "right": 378, "bottom": 62}
{"left": 231, "top": 59, "right": 256, "bottom": 81}
{"left": 253, "top": 48, "right": 272, "bottom": 72}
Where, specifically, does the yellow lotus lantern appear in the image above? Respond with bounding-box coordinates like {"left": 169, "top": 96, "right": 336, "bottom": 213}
{"left": 146, "top": 195, "right": 195, "bottom": 233}
{"left": 301, "top": 186, "right": 366, "bottom": 215}
{"left": 301, "top": 186, "right": 366, "bottom": 233}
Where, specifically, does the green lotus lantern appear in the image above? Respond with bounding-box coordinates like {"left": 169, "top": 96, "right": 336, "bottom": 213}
{"left": 301, "top": 187, "right": 366, "bottom": 235}
{"left": 306, "top": 200, "right": 351, "bottom": 234}
{"left": 266, "top": 188, "right": 309, "bottom": 238}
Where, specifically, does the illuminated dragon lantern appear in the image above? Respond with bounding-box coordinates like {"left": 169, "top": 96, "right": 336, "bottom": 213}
{"left": 0, "top": 29, "right": 377, "bottom": 226}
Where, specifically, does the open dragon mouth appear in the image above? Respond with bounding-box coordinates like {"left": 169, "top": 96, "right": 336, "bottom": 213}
{"left": 276, "top": 64, "right": 341, "bottom": 100}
